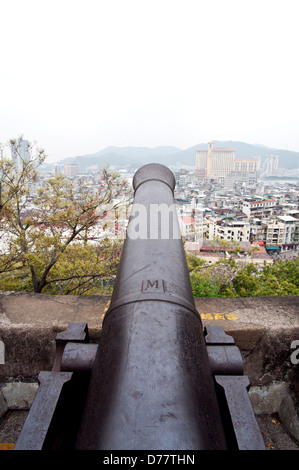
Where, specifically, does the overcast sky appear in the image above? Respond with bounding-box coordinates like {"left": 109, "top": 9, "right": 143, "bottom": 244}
{"left": 1, "top": 0, "right": 298, "bottom": 162}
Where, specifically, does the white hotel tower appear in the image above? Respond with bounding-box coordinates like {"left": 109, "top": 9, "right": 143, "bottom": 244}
{"left": 196, "top": 142, "right": 235, "bottom": 184}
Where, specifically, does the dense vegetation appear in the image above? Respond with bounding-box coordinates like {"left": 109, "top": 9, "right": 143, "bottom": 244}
{"left": 0, "top": 138, "right": 127, "bottom": 295}
{"left": 187, "top": 254, "right": 299, "bottom": 297}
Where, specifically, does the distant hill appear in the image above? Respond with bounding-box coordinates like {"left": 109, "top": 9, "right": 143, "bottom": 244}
{"left": 53, "top": 141, "right": 299, "bottom": 171}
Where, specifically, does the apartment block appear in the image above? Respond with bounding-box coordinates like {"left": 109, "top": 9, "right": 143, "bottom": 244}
{"left": 180, "top": 216, "right": 194, "bottom": 236}
{"left": 242, "top": 199, "right": 276, "bottom": 218}
{"left": 250, "top": 222, "right": 267, "bottom": 243}
{"left": 265, "top": 221, "right": 286, "bottom": 248}
{"left": 277, "top": 215, "right": 298, "bottom": 250}
{"left": 208, "top": 219, "right": 250, "bottom": 243}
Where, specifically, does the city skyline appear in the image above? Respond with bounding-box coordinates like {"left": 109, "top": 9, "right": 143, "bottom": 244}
{"left": 1, "top": 1, "right": 299, "bottom": 162}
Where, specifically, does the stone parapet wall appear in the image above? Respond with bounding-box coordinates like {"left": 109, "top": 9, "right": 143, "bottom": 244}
{"left": 194, "top": 296, "right": 299, "bottom": 391}
{"left": 0, "top": 291, "right": 110, "bottom": 380}
{"left": 0, "top": 291, "right": 298, "bottom": 393}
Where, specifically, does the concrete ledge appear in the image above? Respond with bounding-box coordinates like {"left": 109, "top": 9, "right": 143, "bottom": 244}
{"left": 0, "top": 291, "right": 110, "bottom": 380}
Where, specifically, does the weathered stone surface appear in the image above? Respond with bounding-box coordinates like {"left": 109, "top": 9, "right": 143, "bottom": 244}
{"left": 0, "top": 291, "right": 110, "bottom": 380}
{"left": 249, "top": 382, "right": 290, "bottom": 414}
{"left": 279, "top": 394, "right": 299, "bottom": 442}
{"left": 0, "top": 389, "right": 8, "bottom": 418}
{"left": 195, "top": 295, "right": 299, "bottom": 394}
{"left": 0, "top": 291, "right": 110, "bottom": 333}
{"left": 1, "top": 382, "right": 38, "bottom": 409}
{"left": 0, "top": 410, "right": 28, "bottom": 444}
{"left": 242, "top": 327, "right": 299, "bottom": 387}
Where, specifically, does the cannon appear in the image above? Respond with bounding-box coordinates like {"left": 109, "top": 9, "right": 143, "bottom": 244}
{"left": 14, "top": 163, "right": 265, "bottom": 450}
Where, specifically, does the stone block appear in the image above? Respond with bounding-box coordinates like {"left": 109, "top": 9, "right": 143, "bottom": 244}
{"left": 279, "top": 395, "right": 299, "bottom": 443}
{"left": 249, "top": 382, "right": 290, "bottom": 414}
{"left": 1, "top": 382, "right": 39, "bottom": 410}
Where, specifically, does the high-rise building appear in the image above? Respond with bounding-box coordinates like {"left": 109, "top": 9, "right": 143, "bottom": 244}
{"left": 196, "top": 142, "right": 235, "bottom": 182}
{"left": 54, "top": 164, "right": 64, "bottom": 174}
{"left": 233, "top": 159, "right": 257, "bottom": 185}
{"left": 264, "top": 155, "right": 279, "bottom": 176}
{"left": 11, "top": 138, "right": 30, "bottom": 170}
{"left": 64, "top": 163, "right": 78, "bottom": 178}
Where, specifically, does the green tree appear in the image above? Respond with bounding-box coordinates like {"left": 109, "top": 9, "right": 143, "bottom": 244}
{"left": 231, "top": 264, "right": 260, "bottom": 297}
{"left": 190, "top": 273, "right": 221, "bottom": 297}
{"left": 0, "top": 138, "right": 129, "bottom": 294}
{"left": 189, "top": 257, "right": 299, "bottom": 298}
{"left": 189, "top": 259, "right": 238, "bottom": 298}
{"left": 185, "top": 253, "right": 208, "bottom": 272}
{"left": 0, "top": 137, "right": 46, "bottom": 213}
{"left": 0, "top": 137, "right": 46, "bottom": 277}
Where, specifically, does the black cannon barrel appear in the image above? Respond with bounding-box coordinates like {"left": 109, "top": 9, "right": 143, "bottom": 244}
{"left": 76, "top": 163, "right": 227, "bottom": 450}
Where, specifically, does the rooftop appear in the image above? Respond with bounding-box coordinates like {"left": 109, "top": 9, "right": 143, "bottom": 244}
{"left": 277, "top": 215, "right": 298, "bottom": 222}
{"left": 199, "top": 239, "right": 252, "bottom": 252}
{"left": 181, "top": 216, "right": 194, "bottom": 224}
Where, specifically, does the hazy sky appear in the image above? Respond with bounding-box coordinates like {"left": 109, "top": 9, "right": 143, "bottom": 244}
{"left": 1, "top": 0, "right": 298, "bottom": 162}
